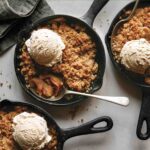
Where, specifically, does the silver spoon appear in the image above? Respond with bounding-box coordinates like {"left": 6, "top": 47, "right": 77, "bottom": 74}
{"left": 48, "top": 87, "right": 130, "bottom": 106}
{"left": 111, "top": 0, "right": 140, "bottom": 47}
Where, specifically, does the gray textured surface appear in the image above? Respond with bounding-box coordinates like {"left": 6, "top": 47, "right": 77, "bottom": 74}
{"left": 0, "top": 0, "right": 149, "bottom": 150}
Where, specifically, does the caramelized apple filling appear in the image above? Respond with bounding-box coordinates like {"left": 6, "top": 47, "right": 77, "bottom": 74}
{"left": 29, "top": 75, "right": 63, "bottom": 98}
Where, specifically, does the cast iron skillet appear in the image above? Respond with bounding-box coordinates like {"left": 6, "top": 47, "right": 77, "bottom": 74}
{"left": 0, "top": 99, "right": 113, "bottom": 149}
{"left": 105, "top": 0, "right": 150, "bottom": 140}
{"left": 14, "top": 0, "right": 109, "bottom": 106}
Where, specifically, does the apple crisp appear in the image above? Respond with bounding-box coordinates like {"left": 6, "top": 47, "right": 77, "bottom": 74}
{"left": 0, "top": 105, "right": 57, "bottom": 150}
{"left": 19, "top": 18, "right": 98, "bottom": 97}
{"left": 111, "top": 7, "right": 150, "bottom": 83}
{"left": 112, "top": 7, "right": 150, "bottom": 62}
{"left": 50, "top": 18, "right": 98, "bottom": 92}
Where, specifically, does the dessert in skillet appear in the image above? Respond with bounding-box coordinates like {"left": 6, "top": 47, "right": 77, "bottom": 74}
{"left": 0, "top": 105, "right": 57, "bottom": 150}
{"left": 112, "top": 7, "right": 150, "bottom": 84}
{"left": 19, "top": 18, "right": 98, "bottom": 98}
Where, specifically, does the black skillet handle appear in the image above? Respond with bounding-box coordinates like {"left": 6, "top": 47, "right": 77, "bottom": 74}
{"left": 61, "top": 116, "right": 113, "bottom": 142}
{"left": 81, "top": 0, "right": 109, "bottom": 27}
{"left": 137, "top": 91, "right": 150, "bottom": 140}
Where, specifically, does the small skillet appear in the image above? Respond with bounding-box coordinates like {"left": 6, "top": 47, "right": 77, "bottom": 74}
{"left": 0, "top": 99, "right": 113, "bottom": 150}
{"left": 14, "top": 0, "right": 109, "bottom": 106}
{"left": 105, "top": 0, "right": 150, "bottom": 140}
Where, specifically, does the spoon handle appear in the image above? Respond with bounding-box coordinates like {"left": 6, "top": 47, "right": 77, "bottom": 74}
{"left": 66, "top": 90, "right": 129, "bottom": 106}
{"left": 126, "top": 0, "right": 140, "bottom": 20}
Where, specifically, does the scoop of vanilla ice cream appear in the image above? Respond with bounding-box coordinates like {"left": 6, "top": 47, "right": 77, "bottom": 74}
{"left": 25, "top": 28, "right": 65, "bottom": 67}
{"left": 13, "top": 112, "right": 51, "bottom": 150}
{"left": 120, "top": 38, "right": 150, "bottom": 74}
